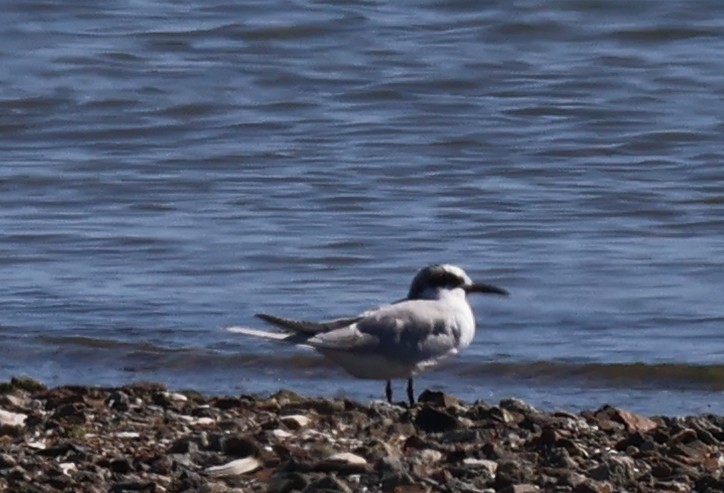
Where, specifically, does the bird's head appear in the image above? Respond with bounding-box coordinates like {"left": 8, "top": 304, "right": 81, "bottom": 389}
{"left": 407, "top": 264, "right": 509, "bottom": 300}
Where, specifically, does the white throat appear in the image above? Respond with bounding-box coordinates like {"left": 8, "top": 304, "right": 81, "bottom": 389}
{"left": 420, "top": 286, "right": 468, "bottom": 303}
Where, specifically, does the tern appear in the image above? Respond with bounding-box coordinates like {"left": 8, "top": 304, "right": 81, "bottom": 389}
{"left": 228, "top": 264, "right": 508, "bottom": 406}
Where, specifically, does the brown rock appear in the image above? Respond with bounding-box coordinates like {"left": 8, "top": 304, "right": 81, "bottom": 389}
{"left": 414, "top": 406, "right": 458, "bottom": 433}
{"left": 52, "top": 403, "right": 86, "bottom": 425}
{"left": 668, "top": 428, "right": 697, "bottom": 445}
{"left": 590, "top": 406, "right": 624, "bottom": 432}
{"left": 0, "top": 408, "right": 27, "bottom": 436}
{"left": 403, "top": 435, "right": 430, "bottom": 450}
{"left": 315, "top": 452, "right": 369, "bottom": 474}
{"left": 534, "top": 426, "right": 561, "bottom": 448}
{"left": 121, "top": 381, "right": 166, "bottom": 396}
{"left": 0, "top": 393, "right": 31, "bottom": 413}
{"left": 268, "top": 472, "right": 309, "bottom": 493}
{"left": 417, "top": 390, "right": 461, "bottom": 408}
{"left": 304, "top": 474, "right": 352, "bottom": 493}
{"left": 651, "top": 460, "right": 673, "bottom": 479}
{"left": 489, "top": 406, "right": 519, "bottom": 424}
{"left": 205, "top": 457, "right": 261, "bottom": 477}
{"left": 211, "top": 396, "right": 243, "bottom": 410}
{"left": 695, "top": 474, "right": 724, "bottom": 492}
{"left": 495, "top": 460, "right": 536, "bottom": 490}
{"left": 376, "top": 455, "right": 414, "bottom": 490}
{"left": 221, "top": 435, "right": 260, "bottom": 457}
{"left": 462, "top": 457, "right": 498, "bottom": 476}
{"left": 670, "top": 440, "right": 710, "bottom": 464}
{"left": 574, "top": 480, "right": 613, "bottom": 493}
{"left": 106, "top": 390, "right": 131, "bottom": 411}
{"left": 3, "top": 376, "right": 47, "bottom": 393}
{"left": 499, "top": 398, "right": 539, "bottom": 416}
{"left": 588, "top": 453, "right": 637, "bottom": 486}
{"left": 564, "top": 471, "right": 588, "bottom": 488}
{"left": 615, "top": 408, "right": 657, "bottom": 433}
{"left": 167, "top": 436, "right": 200, "bottom": 454}
{"left": 109, "top": 457, "right": 133, "bottom": 474}
{"left": 653, "top": 480, "right": 690, "bottom": 492}
{"left": 702, "top": 454, "right": 724, "bottom": 473}
{"left": 110, "top": 480, "right": 157, "bottom": 492}
{"left": 392, "top": 485, "right": 429, "bottom": 493}
{"left": 280, "top": 414, "right": 311, "bottom": 429}
{"left": 149, "top": 455, "right": 173, "bottom": 475}
{"left": 502, "top": 484, "right": 540, "bottom": 493}
{"left": 0, "top": 453, "right": 17, "bottom": 468}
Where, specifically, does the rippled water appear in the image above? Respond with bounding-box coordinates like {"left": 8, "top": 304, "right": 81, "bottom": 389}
{"left": 1, "top": 0, "right": 723, "bottom": 415}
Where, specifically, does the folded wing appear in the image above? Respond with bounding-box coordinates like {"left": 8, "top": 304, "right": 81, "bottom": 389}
{"left": 306, "top": 299, "right": 461, "bottom": 363}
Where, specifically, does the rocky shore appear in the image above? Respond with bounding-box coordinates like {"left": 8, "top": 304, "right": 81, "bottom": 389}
{"left": 0, "top": 377, "right": 721, "bottom": 493}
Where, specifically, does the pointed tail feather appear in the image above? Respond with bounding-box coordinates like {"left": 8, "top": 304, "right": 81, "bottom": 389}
{"left": 256, "top": 312, "right": 362, "bottom": 333}
{"left": 225, "top": 326, "right": 292, "bottom": 341}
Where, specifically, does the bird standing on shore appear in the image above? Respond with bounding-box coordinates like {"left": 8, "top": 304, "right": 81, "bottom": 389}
{"left": 228, "top": 264, "right": 508, "bottom": 406}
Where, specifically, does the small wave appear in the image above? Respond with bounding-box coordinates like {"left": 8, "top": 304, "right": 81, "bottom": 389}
{"left": 25, "top": 333, "right": 724, "bottom": 391}
{"left": 457, "top": 361, "right": 724, "bottom": 391}
{"left": 106, "top": 350, "right": 724, "bottom": 391}
{"left": 612, "top": 26, "right": 719, "bottom": 43}
{"left": 35, "top": 335, "right": 162, "bottom": 352}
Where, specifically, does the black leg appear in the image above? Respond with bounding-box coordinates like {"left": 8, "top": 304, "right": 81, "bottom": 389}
{"left": 406, "top": 378, "right": 415, "bottom": 407}
{"left": 385, "top": 380, "right": 393, "bottom": 404}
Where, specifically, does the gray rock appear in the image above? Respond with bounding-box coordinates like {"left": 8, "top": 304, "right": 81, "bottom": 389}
{"left": 303, "top": 474, "right": 352, "bottom": 493}
{"left": 494, "top": 460, "right": 536, "bottom": 490}
{"left": 149, "top": 455, "right": 173, "bottom": 475}
{"left": 0, "top": 453, "right": 17, "bottom": 469}
{"left": 462, "top": 458, "right": 498, "bottom": 477}
{"left": 110, "top": 479, "right": 156, "bottom": 492}
{"left": 501, "top": 484, "right": 540, "bottom": 493}
{"left": 500, "top": 398, "right": 539, "bottom": 416}
{"left": 588, "top": 453, "right": 637, "bottom": 486}
{"left": 106, "top": 391, "right": 131, "bottom": 412}
{"left": 442, "top": 428, "right": 480, "bottom": 443}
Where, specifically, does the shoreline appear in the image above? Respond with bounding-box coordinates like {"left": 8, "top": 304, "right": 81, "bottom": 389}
{"left": 0, "top": 377, "right": 722, "bottom": 493}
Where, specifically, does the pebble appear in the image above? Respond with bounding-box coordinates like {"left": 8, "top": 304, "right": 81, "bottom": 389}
{"left": 205, "top": 457, "right": 261, "bottom": 477}
{"left": 0, "top": 377, "right": 720, "bottom": 493}
{"left": 462, "top": 458, "right": 499, "bottom": 476}
{"left": 280, "top": 414, "right": 311, "bottom": 429}
{"left": 0, "top": 408, "right": 27, "bottom": 429}
{"left": 273, "top": 428, "right": 293, "bottom": 439}
{"left": 327, "top": 452, "right": 367, "bottom": 465}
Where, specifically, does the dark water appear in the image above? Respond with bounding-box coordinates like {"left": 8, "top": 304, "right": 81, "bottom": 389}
{"left": 1, "top": 0, "right": 723, "bottom": 415}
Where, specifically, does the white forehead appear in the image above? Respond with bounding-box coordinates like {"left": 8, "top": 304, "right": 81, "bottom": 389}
{"left": 438, "top": 264, "right": 472, "bottom": 284}
{"left": 407, "top": 263, "right": 473, "bottom": 299}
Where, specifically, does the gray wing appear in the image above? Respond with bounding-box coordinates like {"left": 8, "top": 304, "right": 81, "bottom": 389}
{"left": 306, "top": 299, "right": 461, "bottom": 362}
{"left": 255, "top": 312, "right": 363, "bottom": 334}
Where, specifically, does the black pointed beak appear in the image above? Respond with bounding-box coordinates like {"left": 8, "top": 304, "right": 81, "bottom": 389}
{"left": 465, "top": 282, "right": 509, "bottom": 296}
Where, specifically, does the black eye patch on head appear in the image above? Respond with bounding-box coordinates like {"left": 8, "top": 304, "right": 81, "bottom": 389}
{"left": 429, "top": 270, "right": 466, "bottom": 289}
